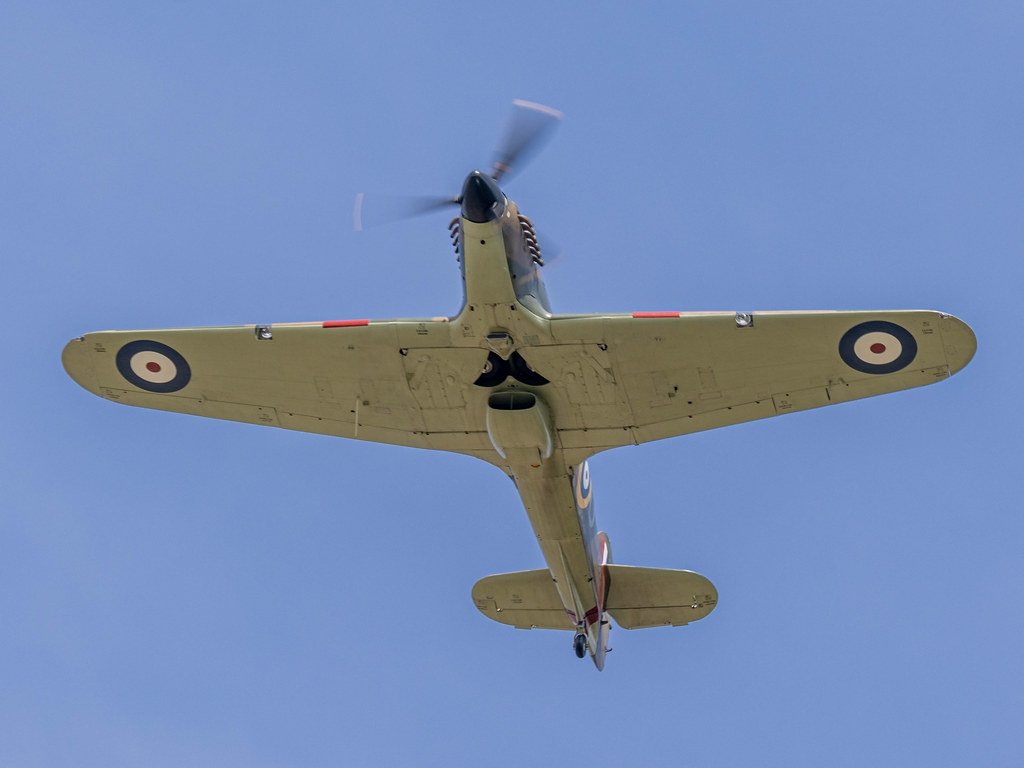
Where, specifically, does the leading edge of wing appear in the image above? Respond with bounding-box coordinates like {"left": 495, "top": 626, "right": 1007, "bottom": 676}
{"left": 62, "top": 317, "right": 453, "bottom": 395}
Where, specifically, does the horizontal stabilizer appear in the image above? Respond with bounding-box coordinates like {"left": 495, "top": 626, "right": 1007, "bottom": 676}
{"left": 472, "top": 569, "right": 574, "bottom": 630}
{"left": 605, "top": 564, "right": 717, "bottom": 629}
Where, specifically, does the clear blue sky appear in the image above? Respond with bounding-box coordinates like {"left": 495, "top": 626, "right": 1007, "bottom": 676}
{"left": 3, "top": 2, "right": 1022, "bottom": 766}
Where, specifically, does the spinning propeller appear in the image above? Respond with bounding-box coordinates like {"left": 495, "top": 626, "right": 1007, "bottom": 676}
{"left": 490, "top": 99, "right": 563, "bottom": 183}
{"left": 353, "top": 100, "right": 563, "bottom": 231}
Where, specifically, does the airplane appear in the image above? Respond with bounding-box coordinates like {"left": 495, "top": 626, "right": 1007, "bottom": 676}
{"left": 62, "top": 101, "right": 976, "bottom": 670}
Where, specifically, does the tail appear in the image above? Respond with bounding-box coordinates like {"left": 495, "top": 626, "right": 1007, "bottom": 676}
{"left": 472, "top": 562, "right": 717, "bottom": 668}
{"left": 603, "top": 564, "right": 717, "bottom": 629}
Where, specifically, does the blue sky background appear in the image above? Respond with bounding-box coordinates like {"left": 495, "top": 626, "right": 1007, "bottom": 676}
{"left": 2, "top": 2, "right": 1022, "bottom": 766}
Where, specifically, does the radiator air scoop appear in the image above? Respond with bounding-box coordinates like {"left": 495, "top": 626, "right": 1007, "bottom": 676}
{"left": 485, "top": 391, "right": 554, "bottom": 466}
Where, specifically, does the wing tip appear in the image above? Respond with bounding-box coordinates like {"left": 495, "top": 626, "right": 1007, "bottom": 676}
{"left": 937, "top": 313, "right": 977, "bottom": 376}
{"left": 61, "top": 335, "right": 100, "bottom": 394}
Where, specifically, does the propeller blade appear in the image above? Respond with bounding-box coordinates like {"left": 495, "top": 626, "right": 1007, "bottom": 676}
{"left": 355, "top": 100, "right": 563, "bottom": 232}
{"left": 491, "top": 99, "right": 563, "bottom": 182}
{"left": 353, "top": 193, "right": 460, "bottom": 231}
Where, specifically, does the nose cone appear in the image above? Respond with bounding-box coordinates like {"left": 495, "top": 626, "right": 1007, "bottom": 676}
{"left": 461, "top": 171, "right": 506, "bottom": 223}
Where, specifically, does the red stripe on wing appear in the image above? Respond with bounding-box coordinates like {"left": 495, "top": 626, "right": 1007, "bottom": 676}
{"left": 322, "top": 319, "right": 370, "bottom": 328}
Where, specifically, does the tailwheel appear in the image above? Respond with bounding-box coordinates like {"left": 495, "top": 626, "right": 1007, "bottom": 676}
{"left": 573, "top": 633, "right": 587, "bottom": 659}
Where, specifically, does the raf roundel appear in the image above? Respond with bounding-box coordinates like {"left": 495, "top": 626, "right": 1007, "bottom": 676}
{"left": 116, "top": 340, "right": 192, "bottom": 393}
{"left": 838, "top": 321, "right": 918, "bottom": 375}
{"left": 574, "top": 460, "right": 593, "bottom": 511}
{"left": 573, "top": 460, "right": 595, "bottom": 530}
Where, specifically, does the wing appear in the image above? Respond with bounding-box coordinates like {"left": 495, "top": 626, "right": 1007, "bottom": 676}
{"left": 521, "top": 310, "right": 976, "bottom": 452}
{"left": 62, "top": 318, "right": 494, "bottom": 456}
{"left": 64, "top": 310, "right": 975, "bottom": 457}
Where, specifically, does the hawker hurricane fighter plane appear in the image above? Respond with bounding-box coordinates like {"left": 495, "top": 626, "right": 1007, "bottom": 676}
{"left": 63, "top": 101, "right": 976, "bottom": 670}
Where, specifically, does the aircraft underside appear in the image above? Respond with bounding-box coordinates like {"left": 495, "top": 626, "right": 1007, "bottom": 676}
{"left": 61, "top": 101, "right": 975, "bottom": 670}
